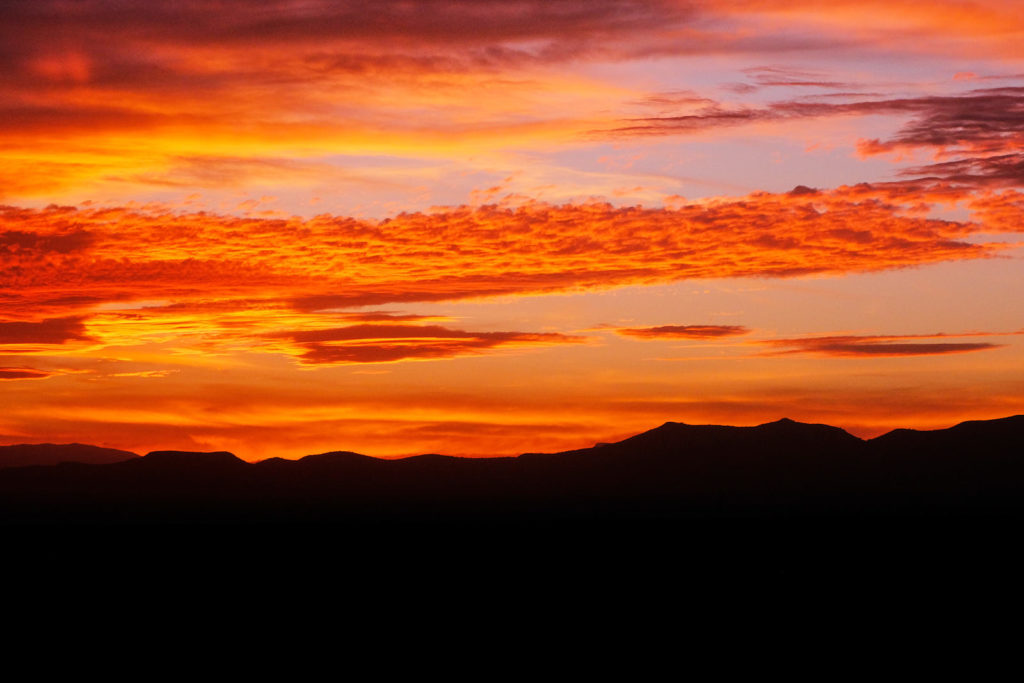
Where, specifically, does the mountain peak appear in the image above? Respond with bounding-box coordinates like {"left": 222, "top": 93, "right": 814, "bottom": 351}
{"left": 754, "top": 417, "right": 862, "bottom": 443}
{"left": 297, "top": 450, "right": 379, "bottom": 466}
{"left": 760, "top": 417, "right": 801, "bottom": 427}
{"left": 141, "top": 450, "right": 246, "bottom": 467}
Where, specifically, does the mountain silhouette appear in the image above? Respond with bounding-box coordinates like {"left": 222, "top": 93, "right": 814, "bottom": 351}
{"left": 1, "top": 416, "right": 1023, "bottom": 523}
{"left": 0, "top": 443, "right": 138, "bottom": 469}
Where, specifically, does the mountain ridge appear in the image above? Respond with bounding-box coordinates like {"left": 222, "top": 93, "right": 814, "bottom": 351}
{"left": 4, "top": 415, "right": 1022, "bottom": 467}
{"left": 1, "top": 414, "right": 1022, "bottom": 523}
{"left": 0, "top": 443, "right": 139, "bottom": 470}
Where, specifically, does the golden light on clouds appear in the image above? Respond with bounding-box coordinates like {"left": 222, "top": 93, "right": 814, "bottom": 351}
{"left": 1, "top": 0, "right": 1023, "bottom": 458}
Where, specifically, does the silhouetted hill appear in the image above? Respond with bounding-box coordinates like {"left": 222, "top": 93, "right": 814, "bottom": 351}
{"left": 1, "top": 415, "right": 1024, "bottom": 523}
{"left": 296, "top": 450, "right": 381, "bottom": 465}
{"left": 869, "top": 415, "right": 1024, "bottom": 453}
{"left": 0, "top": 443, "right": 138, "bottom": 469}
{"left": 139, "top": 450, "right": 247, "bottom": 469}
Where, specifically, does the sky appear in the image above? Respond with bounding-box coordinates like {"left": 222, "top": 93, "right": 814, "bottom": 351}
{"left": 2, "top": 0, "right": 1023, "bottom": 459}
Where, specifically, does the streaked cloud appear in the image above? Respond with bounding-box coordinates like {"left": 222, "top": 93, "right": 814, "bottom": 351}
{"left": 5, "top": 1, "right": 1024, "bottom": 204}
{"left": 0, "top": 367, "right": 52, "bottom": 380}
{"left": 761, "top": 332, "right": 1011, "bottom": 357}
{"left": 611, "top": 89, "right": 1024, "bottom": 154}
{"left": 615, "top": 325, "right": 751, "bottom": 339}
{"left": 264, "top": 323, "right": 585, "bottom": 365}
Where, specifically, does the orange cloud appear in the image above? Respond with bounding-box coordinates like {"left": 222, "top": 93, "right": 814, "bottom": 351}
{"left": 3, "top": 1, "right": 1024, "bottom": 461}
{"left": 4, "top": 3, "right": 1021, "bottom": 189}
{"left": 709, "top": 1, "right": 1024, "bottom": 64}
{"left": 2, "top": 182, "right": 1019, "bottom": 322}
{"left": 4, "top": 0, "right": 1024, "bottom": 205}
{"left": 1, "top": 1, "right": 685, "bottom": 200}
{"left": 1, "top": 178, "right": 1021, "bottom": 367}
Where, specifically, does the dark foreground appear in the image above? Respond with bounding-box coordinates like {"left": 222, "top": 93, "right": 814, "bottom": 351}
{"left": 2, "top": 415, "right": 1024, "bottom": 524}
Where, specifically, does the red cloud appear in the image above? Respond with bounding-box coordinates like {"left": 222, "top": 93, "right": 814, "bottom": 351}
{"left": 616, "top": 325, "right": 750, "bottom": 339}
{"left": 761, "top": 333, "right": 1009, "bottom": 358}
{"left": 0, "top": 367, "right": 52, "bottom": 380}
{"left": 0, "top": 317, "right": 91, "bottom": 345}
{"left": 266, "top": 323, "right": 585, "bottom": 365}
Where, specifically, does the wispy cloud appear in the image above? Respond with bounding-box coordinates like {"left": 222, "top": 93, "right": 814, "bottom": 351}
{"left": 610, "top": 86, "right": 1024, "bottom": 189}
{"left": 740, "top": 66, "right": 855, "bottom": 90}
{"left": 0, "top": 367, "right": 52, "bottom": 380}
{"left": 761, "top": 332, "right": 1013, "bottom": 357}
{"left": 610, "top": 88, "right": 1024, "bottom": 152}
{"left": 6, "top": 1, "right": 1024, "bottom": 202}
{"left": 615, "top": 325, "right": 751, "bottom": 340}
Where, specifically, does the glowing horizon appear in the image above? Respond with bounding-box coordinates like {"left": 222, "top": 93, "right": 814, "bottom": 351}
{"left": 2, "top": 1, "right": 1023, "bottom": 460}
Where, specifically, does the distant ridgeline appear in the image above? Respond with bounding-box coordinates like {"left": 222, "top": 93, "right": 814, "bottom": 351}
{"left": 1, "top": 416, "right": 1023, "bottom": 522}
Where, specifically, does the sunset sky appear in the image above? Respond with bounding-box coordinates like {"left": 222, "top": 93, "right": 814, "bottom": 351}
{"left": 2, "top": 0, "right": 1023, "bottom": 459}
